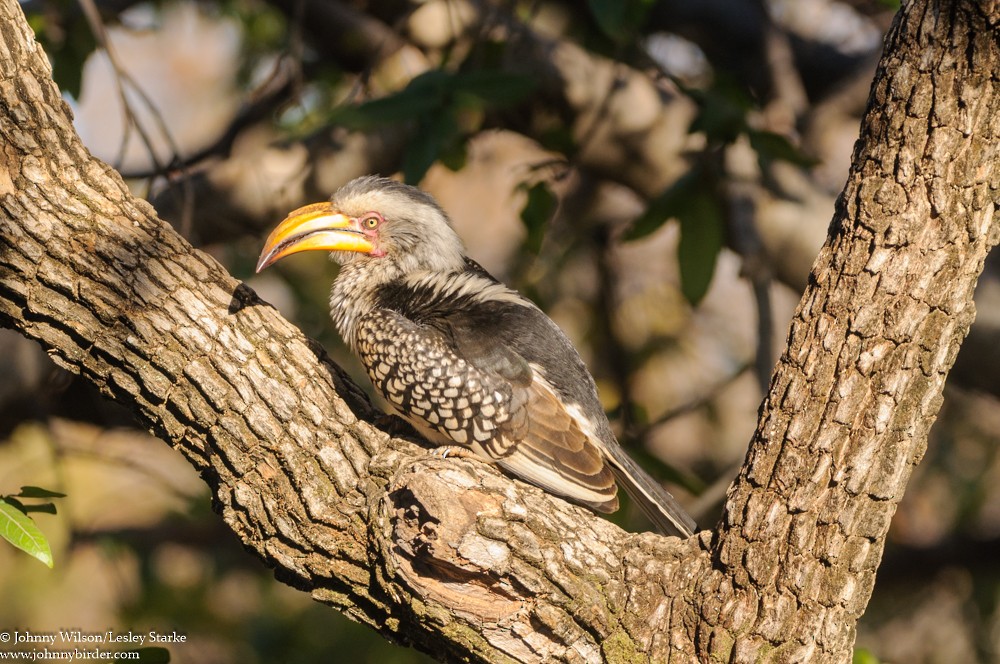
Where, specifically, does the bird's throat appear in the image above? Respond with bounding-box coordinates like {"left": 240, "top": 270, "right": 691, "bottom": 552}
{"left": 329, "top": 261, "right": 395, "bottom": 352}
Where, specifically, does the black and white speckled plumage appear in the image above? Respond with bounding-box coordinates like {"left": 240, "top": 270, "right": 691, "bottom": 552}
{"left": 320, "top": 176, "right": 696, "bottom": 536}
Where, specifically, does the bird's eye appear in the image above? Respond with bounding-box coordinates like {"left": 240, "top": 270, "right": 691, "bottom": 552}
{"left": 362, "top": 213, "right": 381, "bottom": 229}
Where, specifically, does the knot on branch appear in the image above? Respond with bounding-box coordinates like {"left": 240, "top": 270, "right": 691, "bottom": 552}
{"left": 383, "top": 456, "right": 527, "bottom": 622}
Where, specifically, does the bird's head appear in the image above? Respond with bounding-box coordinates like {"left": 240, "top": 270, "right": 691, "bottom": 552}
{"left": 256, "top": 176, "right": 466, "bottom": 276}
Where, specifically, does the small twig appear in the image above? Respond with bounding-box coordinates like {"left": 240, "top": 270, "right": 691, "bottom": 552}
{"left": 77, "top": 0, "right": 181, "bottom": 170}
{"left": 593, "top": 217, "right": 636, "bottom": 433}
{"left": 630, "top": 360, "right": 754, "bottom": 441}
{"left": 760, "top": 7, "right": 809, "bottom": 132}
{"left": 117, "top": 55, "right": 298, "bottom": 180}
{"left": 725, "top": 168, "right": 775, "bottom": 395}
{"left": 76, "top": 0, "right": 194, "bottom": 234}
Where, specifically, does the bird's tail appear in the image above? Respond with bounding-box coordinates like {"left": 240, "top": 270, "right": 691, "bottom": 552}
{"left": 605, "top": 446, "right": 697, "bottom": 538}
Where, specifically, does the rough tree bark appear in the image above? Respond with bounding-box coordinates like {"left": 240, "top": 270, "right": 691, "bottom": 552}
{"left": 0, "top": 0, "right": 997, "bottom": 662}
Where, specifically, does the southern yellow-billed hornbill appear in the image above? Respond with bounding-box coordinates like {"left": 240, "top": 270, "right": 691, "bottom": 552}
{"left": 256, "top": 176, "right": 696, "bottom": 537}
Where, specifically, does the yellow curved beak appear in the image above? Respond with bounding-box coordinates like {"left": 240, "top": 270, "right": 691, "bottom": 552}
{"left": 255, "top": 202, "right": 375, "bottom": 272}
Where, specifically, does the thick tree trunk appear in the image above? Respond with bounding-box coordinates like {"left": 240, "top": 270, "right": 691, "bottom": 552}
{"left": 712, "top": 0, "right": 1000, "bottom": 657}
{"left": 0, "top": 0, "right": 997, "bottom": 662}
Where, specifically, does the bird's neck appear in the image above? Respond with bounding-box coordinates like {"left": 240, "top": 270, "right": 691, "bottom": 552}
{"left": 330, "top": 258, "right": 530, "bottom": 353}
{"left": 329, "top": 261, "right": 390, "bottom": 352}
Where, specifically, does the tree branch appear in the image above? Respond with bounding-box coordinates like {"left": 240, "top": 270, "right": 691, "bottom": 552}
{"left": 715, "top": 0, "right": 1000, "bottom": 657}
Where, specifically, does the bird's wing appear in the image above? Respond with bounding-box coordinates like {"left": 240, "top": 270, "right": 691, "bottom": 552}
{"left": 440, "top": 302, "right": 619, "bottom": 512}
{"left": 493, "top": 370, "right": 620, "bottom": 513}
{"left": 457, "top": 307, "right": 697, "bottom": 535}
{"left": 370, "top": 267, "right": 696, "bottom": 535}
{"left": 354, "top": 299, "right": 619, "bottom": 513}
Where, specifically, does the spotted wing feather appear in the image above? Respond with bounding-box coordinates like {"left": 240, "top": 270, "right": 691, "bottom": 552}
{"left": 363, "top": 264, "right": 694, "bottom": 535}
{"left": 354, "top": 305, "right": 619, "bottom": 511}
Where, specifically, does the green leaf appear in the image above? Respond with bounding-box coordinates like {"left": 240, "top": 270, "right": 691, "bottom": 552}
{"left": 520, "top": 182, "right": 558, "bottom": 254}
{"left": 748, "top": 129, "right": 819, "bottom": 168}
{"left": 0, "top": 498, "right": 54, "bottom": 568}
{"left": 25, "top": 8, "right": 97, "bottom": 100}
{"left": 451, "top": 71, "right": 536, "bottom": 106}
{"left": 624, "top": 169, "right": 702, "bottom": 242}
{"left": 688, "top": 78, "right": 753, "bottom": 144}
{"left": 330, "top": 70, "right": 450, "bottom": 130}
{"left": 588, "top": 0, "right": 626, "bottom": 39}
{"left": 402, "top": 111, "right": 460, "bottom": 184}
{"left": 437, "top": 139, "right": 468, "bottom": 172}
{"left": 853, "top": 648, "right": 883, "bottom": 664}
{"left": 21, "top": 503, "right": 58, "bottom": 515}
{"left": 234, "top": 2, "right": 286, "bottom": 51}
{"left": 587, "top": 0, "right": 654, "bottom": 43}
{"left": 331, "top": 89, "right": 438, "bottom": 130}
{"left": 677, "top": 188, "right": 724, "bottom": 306}
{"left": 332, "top": 68, "right": 532, "bottom": 131}
{"left": 17, "top": 486, "right": 67, "bottom": 499}
{"left": 624, "top": 168, "right": 723, "bottom": 305}
{"left": 330, "top": 68, "right": 531, "bottom": 180}
{"left": 539, "top": 125, "right": 576, "bottom": 155}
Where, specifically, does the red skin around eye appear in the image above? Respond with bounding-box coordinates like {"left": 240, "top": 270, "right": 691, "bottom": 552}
{"left": 359, "top": 213, "right": 385, "bottom": 257}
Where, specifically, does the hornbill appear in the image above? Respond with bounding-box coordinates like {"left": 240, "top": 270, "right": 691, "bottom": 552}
{"left": 256, "top": 175, "right": 696, "bottom": 537}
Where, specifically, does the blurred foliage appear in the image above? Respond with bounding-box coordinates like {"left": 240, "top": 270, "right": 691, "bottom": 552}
{"left": 519, "top": 180, "right": 559, "bottom": 255}
{"left": 625, "top": 78, "right": 815, "bottom": 305}
{"left": 586, "top": 0, "right": 655, "bottom": 45}
{"left": 116, "top": 509, "right": 435, "bottom": 664}
{"left": 220, "top": 0, "right": 289, "bottom": 86}
{"left": 330, "top": 68, "right": 536, "bottom": 183}
{"left": 25, "top": 0, "right": 96, "bottom": 99}
{"left": 853, "top": 648, "right": 883, "bottom": 664}
{"left": 625, "top": 166, "right": 724, "bottom": 305}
